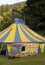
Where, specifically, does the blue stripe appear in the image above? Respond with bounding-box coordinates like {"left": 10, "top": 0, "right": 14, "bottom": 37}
{"left": 0, "top": 29, "right": 11, "bottom": 43}
{"left": 38, "top": 45, "right": 41, "bottom": 53}
{"left": 22, "top": 25, "right": 45, "bottom": 42}
{"left": 0, "top": 42, "right": 44, "bottom": 44}
{"left": 20, "top": 25, "right": 37, "bottom": 42}
{"left": 14, "top": 24, "right": 22, "bottom": 43}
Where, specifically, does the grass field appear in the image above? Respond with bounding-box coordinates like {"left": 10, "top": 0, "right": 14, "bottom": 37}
{"left": 0, "top": 53, "right": 45, "bottom": 65}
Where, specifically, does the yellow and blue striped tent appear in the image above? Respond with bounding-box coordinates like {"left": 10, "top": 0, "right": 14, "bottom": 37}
{"left": 0, "top": 23, "right": 45, "bottom": 43}
{"left": 0, "top": 18, "right": 45, "bottom": 54}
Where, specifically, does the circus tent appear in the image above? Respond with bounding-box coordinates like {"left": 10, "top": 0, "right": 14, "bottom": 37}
{"left": 0, "top": 18, "right": 45, "bottom": 56}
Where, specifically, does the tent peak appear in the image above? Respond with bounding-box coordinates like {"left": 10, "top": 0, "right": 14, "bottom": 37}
{"left": 13, "top": 18, "right": 25, "bottom": 24}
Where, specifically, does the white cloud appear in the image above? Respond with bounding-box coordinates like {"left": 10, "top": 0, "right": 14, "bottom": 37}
{"left": 0, "top": 0, "right": 27, "bottom": 5}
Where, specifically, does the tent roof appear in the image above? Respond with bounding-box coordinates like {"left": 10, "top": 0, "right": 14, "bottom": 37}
{"left": 0, "top": 18, "right": 45, "bottom": 43}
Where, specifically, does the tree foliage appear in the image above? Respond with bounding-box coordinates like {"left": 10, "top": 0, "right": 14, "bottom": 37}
{"left": 0, "top": 5, "right": 12, "bottom": 31}
{"left": 22, "top": 0, "right": 45, "bottom": 32}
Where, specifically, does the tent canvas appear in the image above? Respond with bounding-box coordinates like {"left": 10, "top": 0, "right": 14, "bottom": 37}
{"left": 0, "top": 18, "right": 45, "bottom": 56}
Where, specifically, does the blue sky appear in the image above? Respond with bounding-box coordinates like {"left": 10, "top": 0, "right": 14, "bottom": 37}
{"left": 0, "top": 0, "right": 26, "bottom": 5}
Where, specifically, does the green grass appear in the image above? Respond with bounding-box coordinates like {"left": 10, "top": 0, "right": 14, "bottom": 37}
{"left": 0, "top": 53, "right": 45, "bottom": 65}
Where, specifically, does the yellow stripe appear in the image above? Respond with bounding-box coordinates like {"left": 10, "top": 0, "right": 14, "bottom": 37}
{"left": 23, "top": 25, "right": 45, "bottom": 40}
{"left": 0, "top": 27, "right": 11, "bottom": 39}
{"left": 7, "top": 44, "right": 12, "bottom": 53}
{"left": 40, "top": 44, "right": 44, "bottom": 53}
{"left": 20, "top": 24, "right": 41, "bottom": 42}
{"left": 18, "top": 24, "right": 30, "bottom": 42}
{"left": 4, "top": 24, "right": 16, "bottom": 42}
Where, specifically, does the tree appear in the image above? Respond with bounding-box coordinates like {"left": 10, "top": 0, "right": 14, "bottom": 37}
{"left": 22, "top": 0, "right": 45, "bottom": 31}
{"left": 0, "top": 16, "right": 4, "bottom": 31}
{"left": 3, "top": 11, "right": 12, "bottom": 28}
{"left": 0, "top": 5, "right": 5, "bottom": 15}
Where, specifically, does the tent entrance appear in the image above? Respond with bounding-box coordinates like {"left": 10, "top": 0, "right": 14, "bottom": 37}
{"left": 22, "top": 46, "right": 25, "bottom": 51}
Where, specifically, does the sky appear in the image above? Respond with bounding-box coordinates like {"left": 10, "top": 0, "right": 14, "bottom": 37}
{"left": 0, "top": 0, "right": 26, "bottom": 5}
